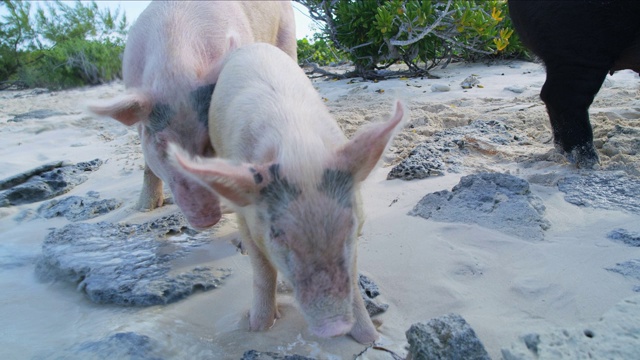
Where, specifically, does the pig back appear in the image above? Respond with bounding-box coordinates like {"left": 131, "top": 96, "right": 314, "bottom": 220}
{"left": 122, "top": 1, "right": 292, "bottom": 92}
{"left": 208, "top": 43, "right": 343, "bottom": 163}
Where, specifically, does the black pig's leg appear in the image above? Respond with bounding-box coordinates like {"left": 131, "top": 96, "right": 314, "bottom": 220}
{"left": 540, "top": 63, "right": 608, "bottom": 168}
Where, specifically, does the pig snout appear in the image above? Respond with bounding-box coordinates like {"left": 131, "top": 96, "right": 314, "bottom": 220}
{"left": 295, "top": 267, "right": 355, "bottom": 338}
{"left": 170, "top": 178, "right": 222, "bottom": 230}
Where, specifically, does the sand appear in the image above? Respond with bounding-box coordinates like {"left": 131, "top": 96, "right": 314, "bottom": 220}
{"left": 0, "top": 60, "right": 639, "bottom": 359}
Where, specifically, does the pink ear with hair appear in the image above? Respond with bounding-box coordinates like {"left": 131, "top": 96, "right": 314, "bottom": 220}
{"left": 88, "top": 92, "right": 152, "bottom": 126}
{"left": 336, "top": 100, "right": 406, "bottom": 182}
{"left": 167, "top": 143, "right": 260, "bottom": 207}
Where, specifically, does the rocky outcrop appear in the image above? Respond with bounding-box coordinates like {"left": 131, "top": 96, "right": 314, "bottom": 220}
{"left": 406, "top": 313, "right": 491, "bottom": 360}
{"left": 36, "top": 214, "right": 231, "bottom": 306}
{"left": 410, "top": 173, "right": 550, "bottom": 240}
{"left": 0, "top": 159, "right": 103, "bottom": 207}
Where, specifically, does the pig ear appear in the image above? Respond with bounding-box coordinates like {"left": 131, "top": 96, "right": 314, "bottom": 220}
{"left": 336, "top": 100, "right": 406, "bottom": 183}
{"left": 201, "top": 31, "right": 240, "bottom": 84}
{"left": 167, "top": 143, "right": 259, "bottom": 207}
{"left": 87, "top": 92, "right": 152, "bottom": 126}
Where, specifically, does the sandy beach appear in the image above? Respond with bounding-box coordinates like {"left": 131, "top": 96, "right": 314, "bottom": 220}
{"left": 1, "top": 59, "right": 639, "bottom": 359}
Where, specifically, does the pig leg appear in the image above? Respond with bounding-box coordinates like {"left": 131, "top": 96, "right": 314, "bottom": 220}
{"left": 540, "top": 63, "right": 608, "bottom": 169}
{"left": 137, "top": 164, "right": 164, "bottom": 210}
{"left": 238, "top": 216, "right": 280, "bottom": 331}
{"left": 348, "top": 261, "right": 379, "bottom": 344}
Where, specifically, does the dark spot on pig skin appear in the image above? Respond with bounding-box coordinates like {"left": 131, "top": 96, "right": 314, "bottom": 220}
{"left": 190, "top": 84, "right": 216, "bottom": 127}
{"left": 250, "top": 167, "right": 263, "bottom": 184}
{"left": 270, "top": 225, "right": 285, "bottom": 238}
{"left": 147, "top": 103, "right": 174, "bottom": 134}
{"left": 318, "top": 169, "right": 354, "bottom": 208}
{"left": 259, "top": 164, "right": 301, "bottom": 222}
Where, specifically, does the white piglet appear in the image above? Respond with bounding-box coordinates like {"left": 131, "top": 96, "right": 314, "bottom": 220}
{"left": 169, "top": 43, "right": 405, "bottom": 343}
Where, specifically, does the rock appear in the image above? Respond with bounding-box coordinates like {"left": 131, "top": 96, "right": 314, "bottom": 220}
{"left": 431, "top": 84, "right": 451, "bottom": 92}
{"left": 607, "top": 228, "right": 640, "bottom": 247}
{"left": 241, "top": 350, "right": 316, "bottom": 360}
{"left": 0, "top": 159, "right": 103, "bottom": 207}
{"left": 502, "top": 295, "right": 640, "bottom": 359}
{"left": 70, "top": 332, "right": 163, "bottom": 360}
{"left": 33, "top": 194, "right": 122, "bottom": 221}
{"left": 557, "top": 171, "right": 640, "bottom": 214}
{"left": 358, "top": 273, "right": 389, "bottom": 317}
{"left": 0, "top": 161, "right": 67, "bottom": 190}
{"left": 460, "top": 75, "right": 480, "bottom": 89}
{"left": 504, "top": 85, "right": 526, "bottom": 94}
{"left": 388, "top": 120, "right": 526, "bottom": 180}
{"left": 410, "top": 173, "right": 550, "bottom": 241}
{"left": 606, "top": 259, "right": 640, "bottom": 281}
{"left": 9, "top": 109, "right": 67, "bottom": 122}
{"left": 406, "top": 313, "right": 491, "bottom": 360}
{"left": 387, "top": 143, "right": 448, "bottom": 180}
{"left": 35, "top": 213, "right": 231, "bottom": 306}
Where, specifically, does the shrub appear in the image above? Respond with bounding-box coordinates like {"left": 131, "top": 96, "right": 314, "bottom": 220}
{"left": 296, "top": 0, "right": 529, "bottom": 76}
{"left": 1, "top": 0, "right": 127, "bottom": 89}
{"left": 297, "top": 35, "right": 347, "bottom": 66}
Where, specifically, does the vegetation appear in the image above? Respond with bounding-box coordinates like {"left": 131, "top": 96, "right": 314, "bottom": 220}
{"left": 0, "top": 0, "right": 127, "bottom": 90}
{"left": 1, "top": 0, "right": 531, "bottom": 89}
{"left": 295, "top": 0, "right": 529, "bottom": 77}
{"left": 297, "top": 35, "right": 346, "bottom": 66}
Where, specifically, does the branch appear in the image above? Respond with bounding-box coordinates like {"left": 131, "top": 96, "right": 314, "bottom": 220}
{"left": 388, "top": 0, "right": 453, "bottom": 47}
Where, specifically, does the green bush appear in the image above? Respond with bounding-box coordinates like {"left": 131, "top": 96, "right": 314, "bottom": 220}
{"left": 297, "top": 0, "right": 529, "bottom": 76}
{"left": 297, "top": 36, "right": 347, "bottom": 66}
{"left": 19, "top": 38, "right": 124, "bottom": 89}
{"left": 1, "top": 0, "right": 127, "bottom": 89}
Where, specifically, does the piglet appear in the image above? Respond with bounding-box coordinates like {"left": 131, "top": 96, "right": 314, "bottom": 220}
{"left": 169, "top": 43, "right": 405, "bottom": 343}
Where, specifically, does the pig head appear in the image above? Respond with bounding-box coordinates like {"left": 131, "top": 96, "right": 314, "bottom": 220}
{"left": 169, "top": 101, "right": 405, "bottom": 343}
{"left": 88, "top": 1, "right": 297, "bottom": 229}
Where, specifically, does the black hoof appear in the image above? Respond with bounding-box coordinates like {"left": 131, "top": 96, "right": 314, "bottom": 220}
{"left": 562, "top": 143, "right": 600, "bottom": 169}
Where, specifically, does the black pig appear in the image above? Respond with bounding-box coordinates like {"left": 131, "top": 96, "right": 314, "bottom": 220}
{"left": 509, "top": 0, "right": 640, "bottom": 168}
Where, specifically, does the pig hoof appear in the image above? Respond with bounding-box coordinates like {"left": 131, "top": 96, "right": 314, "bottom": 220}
{"left": 249, "top": 312, "right": 278, "bottom": 331}
{"left": 349, "top": 326, "right": 379, "bottom": 344}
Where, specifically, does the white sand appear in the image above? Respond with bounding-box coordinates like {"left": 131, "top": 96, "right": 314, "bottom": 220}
{"left": 0, "top": 60, "right": 639, "bottom": 359}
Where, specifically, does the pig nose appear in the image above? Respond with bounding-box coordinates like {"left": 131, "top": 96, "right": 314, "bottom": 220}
{"left": 310, "top": 316, "right": 353, "bottom": 338}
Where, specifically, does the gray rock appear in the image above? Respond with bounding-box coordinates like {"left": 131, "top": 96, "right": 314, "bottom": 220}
{"left": 241, "top": 350, "right": 316, "bottom": 360}
{"left": 387, "top": 143, "right": 449, "bottom": 180}
{"left": 460, "top": 75, "right": 480, "bottom": 89}
{"left": 410, "top": 173, "right": 550, "bottom": 240}
{"left": 504, "top": 86, "right": 526, "bottom": 94}
{"left": 502, "top": 295, "right": 640, "bottom": 359}
{"left": 70, "top": 332, "right": 163, "bottom": 360}
{"left": 606, "top": 259, "right": 640, "bottom": 281}
{"left": 388, "top": 120, "right": 526, "bottom": 181}
{"left": 0, "top": 159, "right": 102, "bottom": 207}
{"left": 9, "top": 109, "right": 67, "bottom": 122}
{"left": 36, "top": 213, "right": 231, "bottom": 306}
{"left": 34, "top": 194, "right": 122, "bottom": 221}
{"left": 431, "top": 84, "right": 451, "bottom": 92}
{"left": 557, "top": 172, "right": 640, "bottom": 214}
{"left": 607, "top": 228, "right": 640, "bottom": 247}
{"left": 406, "top": 313, "right": 491, "bottom": 360}
{"left": 359, "top": 273, "right": 389, "bottom": 317}
{"left": 0, "top": 161, "right": 67, "bottom": 191}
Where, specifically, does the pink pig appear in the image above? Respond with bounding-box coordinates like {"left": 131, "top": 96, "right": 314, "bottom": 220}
{"left": 89, "top": 1, "right": 296, "bottom": 229}
{"left": 169, "top": 43, "right": 405, "bottom": 343}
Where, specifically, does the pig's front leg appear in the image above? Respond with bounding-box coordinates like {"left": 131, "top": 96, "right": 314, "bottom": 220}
{"left": 137, "top": 164, "right": 164, "bottom": 210}
{"left": 349, "top": 271, "right": 379, "bottom": 344}
{"left": 238, "top": 216, "right": 280, "bottom": 331}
